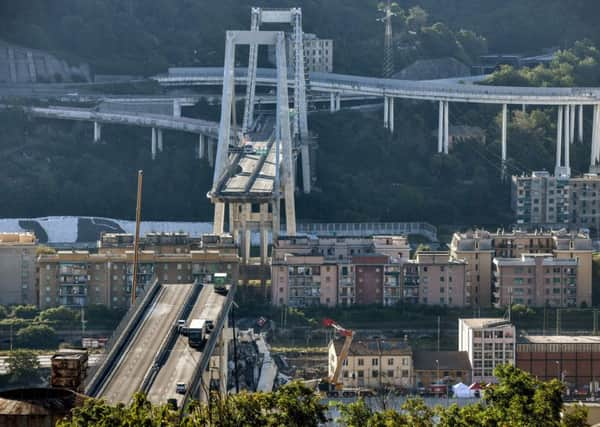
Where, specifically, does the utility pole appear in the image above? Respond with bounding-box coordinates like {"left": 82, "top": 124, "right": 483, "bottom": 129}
{"left": 131, "top": 170, "right": 143, "bottom": 306}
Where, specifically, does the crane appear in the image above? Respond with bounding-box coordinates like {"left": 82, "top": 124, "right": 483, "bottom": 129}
{"left": 319, "top": 318, "right": 355, "bottom": 396}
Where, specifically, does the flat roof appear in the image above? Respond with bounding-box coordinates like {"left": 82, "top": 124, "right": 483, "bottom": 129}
{"left": 461, "top": 318, "right": 512, "bottom": 329}
{"left": 519, "top": 335, "right": 600, "bottom": 344}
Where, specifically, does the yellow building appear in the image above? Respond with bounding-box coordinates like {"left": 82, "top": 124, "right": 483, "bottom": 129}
{"left": 37, "top": 233, "right": 239, "bottom": 309}
{"left": 0, "top": 233, "right": 37, "bottom": 305}
{"left": 328, "top": 338, "right": 413, "bottom": 390}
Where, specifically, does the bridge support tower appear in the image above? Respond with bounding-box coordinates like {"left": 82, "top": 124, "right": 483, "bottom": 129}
{"left": 210, "top": 30, "right": 296, "bottom": 265}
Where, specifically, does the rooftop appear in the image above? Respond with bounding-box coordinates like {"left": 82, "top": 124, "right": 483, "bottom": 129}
{"left": 412, "top": 351, "right": 472, "bottom": 371}
{"left": 332, "top": 338, "right": 411, "bottom": 357}
{"left": 460, "top": 318, "right": 513, "bottom": 329}
{"left": 519, "top": 335, "right": 600, "bottom": 344}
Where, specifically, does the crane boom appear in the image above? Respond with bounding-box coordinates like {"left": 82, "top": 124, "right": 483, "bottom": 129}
{"left": 323, "top": 318, "right": 354, "bottom": 388}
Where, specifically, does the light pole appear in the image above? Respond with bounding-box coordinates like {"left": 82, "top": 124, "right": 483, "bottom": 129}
{"left": 555, "top": 360, "right": 561, "bottom": 381}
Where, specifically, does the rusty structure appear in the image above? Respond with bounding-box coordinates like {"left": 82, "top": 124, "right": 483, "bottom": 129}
{"left": 51, "top": 350, "right": 88, "bottom": 393}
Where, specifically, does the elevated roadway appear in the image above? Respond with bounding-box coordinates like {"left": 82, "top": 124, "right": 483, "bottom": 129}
{"left": 27, "top": 105, "right": 219, "bottom": 137}
{"left": 146, "top": 284, "right": 229, "bottom": 406}
{"left": 97, "top": 283, "right": 193, "bottom": 404}
{"left": 155, "top": 67, "right": 600, "bottom": 105}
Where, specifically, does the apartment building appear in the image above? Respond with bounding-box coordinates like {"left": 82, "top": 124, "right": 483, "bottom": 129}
{"left": 0, "top": 233, "right": 37, "bottom": 305}
{"left": 450, "top": 229, "right": 592, "bottom": 308}
{"left": 493, "top": 254, "right": 579, "bottom": 307}
{"left": 403, "top": 252, "right": 467, "bottom": 307}
{"left": 268, "top": 33, "right": 333, "bottom": 73}
{"left": 271, "top": 235, "right": 409, "bottom": 307}
{"left": 512, "top": 171, "right": 600, "bottom": 232}
{"left": 450, "top": 230, "right": 494, "bottom": 308}
{"left": 458, "top": 318, "right": 516, "bottom": 384}
{"left": 37, "top": 233, "right": 239, "bottom": 309}
{"left": 328, "top": 338, "right": 413, "bottom": 389}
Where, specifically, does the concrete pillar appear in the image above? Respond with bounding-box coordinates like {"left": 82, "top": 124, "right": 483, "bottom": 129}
{"left": 335, "top": 93, "right": 341, "bottom": 111}
{"left": 330, "top": 93, "right": 335, "bottom": 113}
{"left": 198, "top": 134, "right": 206, "bottom": 159}
{"left": 564, "top": 105, "right": 570, "bottom": 170}
{"left": 208, "top": 138, "right": 215, "bottom": 168}
{"left": 239, "top": 204, "right": 250, "bottom": 264}
{"left": 522, "top": 104, "right": 526, "bottom": 113}
{"left": 213, "top": 202, "right": 225, "bottom": 234}
{"left": 579, "top": 104, "right": 584, "bottom": 143}
{"left": 151, "top": 128, "right": 157, "bottom": 160}
{"left": 501, "top": 104, "right": 508, "bottom": 179}
{"left": 301, "top": 144, "right": 311, "bottom": 194}
{"left": 272, "top": 199, "right": 280, "bottom": 241}
{"left": 157, "top": 129, "right": 163, "bottom": 152}
{"left": 570, "top": 104, "right": 576, "bottom": 144}
{"left": 383, "top": 96, "right": 389, "bottom": 129}
{"left": 438, "top": 101, "right": 444, "bottom": 153}
{"left": 93, "top": 122, "right": 102, "bottom": 143}
{"left": 556, "top": 106, "right": 563, "bottom": 171}
{"left": 389, "top": 97, "right": 394, "bottom": 133}
{"left": 443, "top": 101, "right": 449, "bottom": 154}
{"left": 173, "top": 100, "right": 181, "bottom": 117}
{"left": 260, "top": 203, "right": 269, "bottom": 265}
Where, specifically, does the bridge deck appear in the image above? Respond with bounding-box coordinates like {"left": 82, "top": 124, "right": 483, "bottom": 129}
{"left": 156, "top": 67, "right": 600, "bottom": 105}
{"left": 98, "top": 283, "right": 193, "bottom": 404}
{"left": 146, "top": 284, "right": 218, "bottom": 406}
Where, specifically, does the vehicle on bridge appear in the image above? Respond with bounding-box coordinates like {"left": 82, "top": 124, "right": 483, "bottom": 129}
{"left": 213, "top": 272, "right": 228, "bottom": 295}
{"left": 187, "top": 318, "right": 214, "bottom": 350}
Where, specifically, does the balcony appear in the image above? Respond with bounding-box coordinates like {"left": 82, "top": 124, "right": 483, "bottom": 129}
{"left": 339, "top": 277, "right": 353, "bottom": 286}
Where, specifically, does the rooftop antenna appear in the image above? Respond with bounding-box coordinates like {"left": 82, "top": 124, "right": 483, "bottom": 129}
{"left": 131, "top": 170, "right": 143, "bottom": 306}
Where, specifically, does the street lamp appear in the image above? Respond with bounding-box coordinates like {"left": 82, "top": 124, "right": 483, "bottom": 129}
{"left": 555, "top": 360, "right": 561, "bottom": 381}
{"left": 435, "top": 359, "right": 440, "bottom": 384}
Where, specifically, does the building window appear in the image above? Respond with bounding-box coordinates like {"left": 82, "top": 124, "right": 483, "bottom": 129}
{"left": 387, "top": 370, "right": 394, "bottom": 378}
{"left": 357, "top": 370, "right": 364, "bottom": 378}
{"left": 402, "top": 369, "right": 409, "bottom": 377}
{"left": 388, "top": 358, "right": 394, "bottom": 366}
{"left": 372, "top": 370, "right": 379, "bottom": 377}
{"left": 372, "top": 358, "right": 378, "bottom": 366}
{"left": 358, "top": 358, "right": 364, "bottom": 366}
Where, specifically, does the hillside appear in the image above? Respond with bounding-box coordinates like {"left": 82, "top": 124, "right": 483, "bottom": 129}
{"left": 1, "top": 1, "right": 599, "bottom": 76}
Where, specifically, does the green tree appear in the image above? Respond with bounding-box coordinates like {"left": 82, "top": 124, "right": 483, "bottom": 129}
{"left": 15, "top": 324, "right": 59, "bottom": 349}
{"left": 12, "top": 305, "right": 39, "bottom": 319}
{"left": 37, "top": 306, "right": 79, "bottom": 328}
{"left": 6, "top": 349, "right": 40, "bottom": 381}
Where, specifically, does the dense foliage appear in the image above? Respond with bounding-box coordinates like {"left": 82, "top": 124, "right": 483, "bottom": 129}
{"left": 2, "top": 1, "right": 600, "bottom": 77}
{"left": 56, "top": 368, "right": 588, "bottom": 426}
{"left": 485, "top": 40, "right": 600, "bottom": 87}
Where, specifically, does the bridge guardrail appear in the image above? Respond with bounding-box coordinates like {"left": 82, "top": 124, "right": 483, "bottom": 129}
{"left": 85, "top": 277, "right": 162, "bottom": 396}
{"left": 140, "top": 280, "right": 203, "bottom": 393}
{"left": 180, "top": 281, "right": 237, "bottom": 414}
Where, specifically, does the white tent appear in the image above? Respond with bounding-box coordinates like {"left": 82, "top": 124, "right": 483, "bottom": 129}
{"left": 452, "top": 382, "right": 474, "bottom": 398}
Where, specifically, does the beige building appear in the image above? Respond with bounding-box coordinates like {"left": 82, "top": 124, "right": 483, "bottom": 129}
{"left": 0, "top": 233, "right": 37, "bottom": 305}
{"left": 328, "top": 338, "right": 413, "bottom": 390}
{"left": 493, "top": 254, "right": 580, "bottom": 307}
{"left": 458, "top": 318, "right": 515, "bottom": 384}
{"left": 403, "top": 252, "right": 467, "bottom": 307}
{"left": 37, "top": 233, "right": 239, "bottom": 309}
{"left": 271, "top": 235, "right": 409, "bottom": 307}
{"left": 450, "top": 230, "right": 494, "bottom": 308}
{"left": 451, "top": 229, "right": 592, "bottom": 308}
